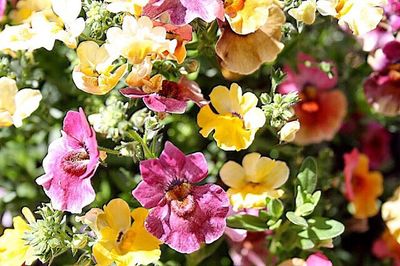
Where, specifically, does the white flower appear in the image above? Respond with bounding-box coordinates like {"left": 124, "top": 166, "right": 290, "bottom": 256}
{"left": 51, "top": 0, "right": 85, "bottom": 48}
{"left": 279, "top": 120, "right": 300, "bottom": 143}
{"left": 289, "top": 0, "right": 317, "bottom": 25}
{"left": 106, "top": 0, "right": 149, "bottom": 16}
{"left": 0, "top": 77, "right": 42, "bottom": 128}
{"left": 317, "top": 0, "right": 387, "bottom": 35}
{"left": 105, "top": 15, "right": 177, "bottom": 64}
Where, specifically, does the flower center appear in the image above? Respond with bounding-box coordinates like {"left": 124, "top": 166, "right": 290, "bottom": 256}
{"left": 166, "top": 182, "right": 196, "bottom": 216}
{"left": 118, "top": 229, "right": 137, "bottom": 254}
{"left": 300, "top": 85, "right": 320, "bottom": 113}
{"left": 335, "top": 0, "right": 353, "bottom": 18}
{"left": 158, "top": 80, "right": 181, "bottom": 99}
{"left": 224, "top": 0, "right": 245, "bottom": 17}
{"left": 61, "top": 150, "right": 90, "bottom": 176}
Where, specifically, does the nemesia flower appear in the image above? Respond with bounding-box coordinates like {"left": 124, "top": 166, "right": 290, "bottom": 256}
{"left": 9, "top": 0, "right": 52, "bottom": 24}
{"left": 0, "top": 77, "right": 42, "bottom": 128}
{"left": 278, "top": 258, "right": 307, "bottom": 266}
{"left": 0, "top": 208, "right": 38, "bottom": 266}
{"left": 279, "top": 53, "right": 347, "bottom": 145}
{"left": 72, "top": 41, "right": 128, "bottom": 95}
{"left": 359, "top": 26, "right": 394, "bottom": 52}
{"left": 288, "top": 0, "right": 317, "bottom": 25}
{"left": 279, "top": 120, "right": 300, "bottom": 143}
{"left": 197, "top": 83, "right": 266, "bottom": 151}
{"left": 224, "top": 0, "right": 272, "bottom": 35}
{"left": 216, "top": 3, "right": 285, "bottom": 75}
{"left": 36, "top": 108, "right": 100, "bottom": 213}
{"left": 365, "top": 40, "right": 400, "bottom": 116}
{"left": 306, "top": 252, "right": 333, "bottom": 266}
{"left": 106, "top": 0, "right": 149, "bottom": 17}
{"left": 372, "top": 229, "right": 400, "bottom": 266}
{"left": 317, "top": 0, "right": 387, "bottom": 35}
{"left": 228, "top": 231, "right": 270, "bottom": 266}
{"left": 132, "top": 141, "right": 229, "bottom": 253}
{"left": 360, "top": 122, "right": 391, "bottom": 169}
{"left": 220, "top": 152, "right": 289, "bottom": 211}
{"left": 382, "top": 186, "right": 400, "bottom": 244}
{"left": 51, "top": 0, "right": 85, "bottom": 49}
{"left": 105, "top": 15, "right": 177, "bottom": 65}
{"left": 121, "top": 76, "right": 205, "bottom": 114}
{"left": 385, "top": 0, "right": 400, "bottom": 31}
{"left": 343, "top": 149, "right": 383, "bottom": 219}
{"left": 80, "top": 199, "right": 161, "bottom": 266}
{"left": 143, "top": 0, "right": 224, "bottom": 25}
{"left": 0, "top": 0, "right": 6, "bottom": 20}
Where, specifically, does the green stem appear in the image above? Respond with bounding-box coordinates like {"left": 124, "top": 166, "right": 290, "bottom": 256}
{"left": 98, "top": 146, "right": 120, "bottom": 156}
{"left": 128, "top": 131, "right": 155, "bottom": 159}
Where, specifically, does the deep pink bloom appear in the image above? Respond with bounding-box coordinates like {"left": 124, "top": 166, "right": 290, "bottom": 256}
{"left": 143, "top": 0, "right": 224, "bottom": 25}
{"left": 36, "top": 108, "right": 99, "bottom": 213}
{"left": 132, "top": 141, "right": 229, "bottom": 253}
{"left": 361, "top": 122, "right": 391, "bottom": 169}
{"left": 121, "top": 77, "right": 205, "bottom": 114}
{"left": 372, "top": 231, "right": 400, "bottom": 266}
{"left": 228, "top": 231, "right": 270, "bottom": 266}
{"left": 365, "top": 40, "right": 400, "bottom": 116}
{"left": 306, "top": 252, "right": 332, "bottom": 266}
{"left": 279, "top": 53, "right": 347, "bottom": 145}
{"left": 0, "top": 0, "right": 6, "bottom": 19}
{"left": 386, "top": 0, "right": 400, "bottom": 32}
{"left": 359, "top": 26, "right": 394, "bottom": 52}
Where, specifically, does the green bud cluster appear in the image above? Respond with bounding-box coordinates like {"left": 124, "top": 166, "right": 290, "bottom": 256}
{"left": 261, "top": 91, "right": 299, "bottom": 128}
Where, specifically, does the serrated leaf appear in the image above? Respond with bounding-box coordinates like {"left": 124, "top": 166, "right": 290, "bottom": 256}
{"left": 227, "top": 215, "right": 268, "bottom": 232}
{"left": 307, "top": 217, "right": 345, "bottom": 240}
{"left": 286, "top": 212, "right": 308, "bottom": 227}
{"left": 297, "top": 157, "right": 318, "bottom": 193}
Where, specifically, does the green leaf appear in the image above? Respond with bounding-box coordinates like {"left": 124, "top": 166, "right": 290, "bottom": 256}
{"left": 286, "top": 212, "right": 308, "bottom": 227}
{"left": 227, "top": 215, "right": 268, "bottom": 232}
{"left": 299, "top": 237, "right": 315, "bottom": 250}
{"left": 295, "top": 185, "right": 305, "bottom": 208}
{"left": 268, "top": 198, "right": 284, "bottom": 219}
{"left": 268, "top": 219, "right": 282, "bottom": 230}
{"left": 297, "top": 157, "right": 318, "bottom": 193}
{"left": 295, "top": 203, "right": 315, "bottom": 217}
{"left": 307, "top": 217, "right": 345, "bottom": 240}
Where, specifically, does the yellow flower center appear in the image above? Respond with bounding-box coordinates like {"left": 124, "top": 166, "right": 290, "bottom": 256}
{"left": 119, "top": 229, "right": 137, "bottom": 254}
{"left": 224, "top": 0, "right": 245, "bottom": 17}
{"left": 335, "top": 0, "right": 353, "bottom": 18}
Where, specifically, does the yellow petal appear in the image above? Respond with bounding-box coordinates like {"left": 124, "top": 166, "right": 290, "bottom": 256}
{"left": 209, "top": 85, "right": 233, "bottom": 115}
{"left": 13, "top": 89, "right": 42, "bottom": 127}
{"left": 0, "top": 77, "right": 18, "bottom": 113}
{"left": 103, "top": 198, "right": 131, "bottom": 232}
{"left": 220, "top": 161, "right": 247, "bottom": 189}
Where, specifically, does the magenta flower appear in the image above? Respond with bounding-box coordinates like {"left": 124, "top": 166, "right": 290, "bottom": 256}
{"left": 306, "top": 252, "right": 332, "bottom": 266}
{"left": 121, "top": 77, "right": 206, "bottom": 114}
{"left": 365, "top": 40, "right": 400, "bottom": 116}
{"left": 143, "top": 0, "right": 224, "bottom": 25}
{"left": 36, "top": 108, "right": 99, "bottom": 213}
{"left": 361, "top": 122, "right": 391, "bottom": 169}
{"left": 132, "top": 141, "right": 229, "bottom": 253}
{"left": 0, "top": 0, "right": 6, "bottom": 20}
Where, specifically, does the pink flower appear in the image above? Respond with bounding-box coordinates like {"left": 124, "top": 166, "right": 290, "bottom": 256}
{"left": 121, "top": 76, "right": 205, "bottom": 114}
{"left": 359, "top": 27, "right": 394, "bottom": 52}
{"left": 361, "top": 122, "right": 391, "bottom": 169}
{"left": 0, "top": 0, "right": 6, "bottom": 19}
{"left": 306, "top": 252, "right": 332, "bottom": 266}
{"left": 143, "top": 0, "right": 224, "bottom": 25}
{"left": 279, "top": 53, "right": 347, "bottom": 145}
{"left": 36, "top": 108, "right": 100, "bottom": 213}
{"left": 372, "top": 230, "right": 400, "bottom": 266}
{"left": 228, "top": 231, "right": 270, "bottom": 266}
{"left": 132, "top": 141, "right": 229, "bottom": 253}
{"left": 365, "top": 40, "right": 400, "bottom": 116}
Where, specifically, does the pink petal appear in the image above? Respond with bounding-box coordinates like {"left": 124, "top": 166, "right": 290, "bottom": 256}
{"left": 182, "top": 152, "right": 208, "bottom": 183}
{"left": 132, "top": 181, "right": 165, "bottom": 208}
{"left": 143, "top": 94, "right": 187, "bottom": 113}
{"left": 306, "top": 252, "right": 332, "bottom": 266}
{"left": 0, "top": 0, "right": 6, "bottom": 19}
{"left": 343, "top": 149, "right": 360, "bottom": 201}
{"left": 120, "top": 87, "right": 148, "bottom": 99}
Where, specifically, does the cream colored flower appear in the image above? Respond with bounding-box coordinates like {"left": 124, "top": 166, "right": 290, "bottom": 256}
{"left": 279, "top": 120, "right": 300, "bottom": 142}
{"left": 220, "top": 152, "right": 289, "bottom": 210}
{"left": 382, "top": 186, "right": 400, "bottom": 244}
{"left": 0, "top": 77, "right": 42, "bottom": 128}
{"left": 317, "top": 0, "right": 386, "bottom": 35}
{"left": 72, "top": 41, "right": 127, "bottom": 95}
{"left": 289, "top": 0, "right": 317, "bottom": 25}
{"left": 105, "top": 15, "right": 177, "bottom": 65}
{"left": 106, "top": 0, "right": 149, "bottom": 17}
{"left": 9, "top": 0, "right": 52, "bottom": 24}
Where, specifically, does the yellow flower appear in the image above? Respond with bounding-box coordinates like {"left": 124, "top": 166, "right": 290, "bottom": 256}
{"left": 278, "top": 258, "right": 307, "bottom": 266}
{"left": 279, "top": 120, "right": 300, "bottom": 143}
{"left": 72, "top": 41, "right": 127, "bottom": 95}
{"left": 197, "top": 83, "right": 266, "bottom": 151}
{"left": 0, "top": 208, "right": 37, "bottom": 266}
{"left": 317, "top": 0, "right": 386, "bottom": 35}
{"left": 288, "top": 0, "right": 317, "bottom": 25}
{"left": 106, "top": 0, "right": 149, "bottom": 17}
{"left": 81, "top": 199, "right": 161, "bottom": 266}
{"left": 225, "top": 0, "right": 273, "bottom": 35}
{"left": 382, "top": 186, "right": 400, "bottom": 244}
{"left": 0, "top": 77, "right": 42, "bottom": 128}
{"left": 220, "top": 152, "right": 289, "bottom": 210}
{"left": 9, "top": 0, "right": 52, "bottom": 24}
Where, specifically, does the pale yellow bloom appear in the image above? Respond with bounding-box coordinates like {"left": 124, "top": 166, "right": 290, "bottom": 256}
{"left": 72, "top": 41, "right": 127, "bottom": 95}
{"left": 9, "top": 0, "right": 52, "bottom": 24}
{"left": 0, "top": 77, "right": 42, "bottom": 128}
{"left": 225, "top": 0, "right": 273, "bottom": 35}
{"left": 278, "top": 258, "right": 307, "bottom": 266}
{"left": 317, "top": 0, "right": 387, "bottom": 35}
{"left": 105, "top": 15, "right": 177, "bottom": 65}
{"left": 80, "top": 199, "right": 161, "bottom": 266}
{"left": 279, "top": 120, "right": 300, "bottom": 143}
{"left": 220, "top": 152, "right": 289, "bottom": 210}
{"left": 289, "top": 0, "right": 317, "bottom": 25}
{"left": 125, "top": 57, "right": 153, "bottom": 87}
{"left": 106, "top": 0, "right": 149, "bottom": 17}
{"left": 0, "top": 208, "right": 38, "bottom": 266}
{"left": 382, "top": 186, "right": 400, "bottom": 244}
